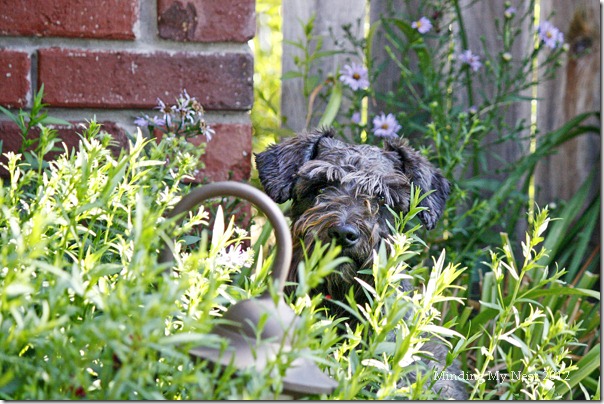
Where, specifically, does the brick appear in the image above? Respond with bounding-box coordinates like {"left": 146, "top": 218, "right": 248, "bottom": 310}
{"left": 0, "top": 50, "right": 30, "bottom": 108}
{"left": 0, "top": 120, "right": 128, "bottom": 177}
{"left": 0, "top": 0, "right": 137, "bottom": 40}
{"left": 37, "top": 48, "right": 253, "bottom": 110}
{"left": 189, "top": 123, "right": 252, "bottom": 182}
{"left": 158, "top": 0, "right": 255, "bottom": 43}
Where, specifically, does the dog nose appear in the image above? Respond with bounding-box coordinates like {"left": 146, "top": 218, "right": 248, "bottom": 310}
{"left": 328, "top": 224, "right": 360, "bottom": 247}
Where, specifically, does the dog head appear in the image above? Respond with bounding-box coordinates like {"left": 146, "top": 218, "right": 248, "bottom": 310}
{"left": 255, "top": 128, "right": 450, "bottom": 301}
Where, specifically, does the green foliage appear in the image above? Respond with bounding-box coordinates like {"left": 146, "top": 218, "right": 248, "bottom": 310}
{"left": 0, "top": 86, "right": 70, "bottom": 151}
{"left": 0, "top": 111, "right": 457, "bottom": 399}
{"left": 0, "top": 92, "right": 600, "bottom": 399}
{"left": 467, "top": 207, "right": 599, "bottom": 399}
{"left": 250, "top": 0, "right": 288, "bottom": 176}
{"left": 0, "top": 115, "right": 210, "bottom": 398}
{"left": 0, "top": 85, "right": 70, "bottom": 172}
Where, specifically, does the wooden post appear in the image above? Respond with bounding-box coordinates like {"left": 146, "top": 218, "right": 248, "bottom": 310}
{"left": 369, "top": 0, "right": 408, "bottom": 117}
{"left": 534, "top": 0, "right": 601, "bottom": 205}
{"left": 281, "top": 0, "right": 365, "bottom": 133}
{"left": 455, "top": 0, "right": 534, "bottom": 179}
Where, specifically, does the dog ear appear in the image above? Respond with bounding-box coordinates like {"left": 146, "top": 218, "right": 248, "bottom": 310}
{"left": 384, "top": 139, "right": 450, "bottom": 229}
{"left": 255, "top": 128, "right": 334, "bottom": 203}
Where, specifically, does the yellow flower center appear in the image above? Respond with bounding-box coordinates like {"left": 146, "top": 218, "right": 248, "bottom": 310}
{"left": 352, "top": 73, "right": 361, "bottom": 80}
{"left": 381, "top": 123, "right": 389, "bottom": 129}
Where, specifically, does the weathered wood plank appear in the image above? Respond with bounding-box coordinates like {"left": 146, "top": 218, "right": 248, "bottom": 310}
{"left": 368, "top": 0, "right": 408, "bottom": 117}
{"left": 281, "top": 0, "right": 365, "bottom": 133}
{"left": 534, "top": 0, "right": 601, "bottom": 205}
{"left": 456, "top": 0, "right": 534, "bottom": 178}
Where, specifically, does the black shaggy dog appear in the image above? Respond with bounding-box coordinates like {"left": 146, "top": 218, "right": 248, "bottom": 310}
{"left": 255, "top": 128, "right": 467, "bottom": 399}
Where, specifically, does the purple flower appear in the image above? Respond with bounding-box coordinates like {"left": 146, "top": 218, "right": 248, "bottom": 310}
{"left": 339, "top": 63, "right": 369, "bottom": 91}
{"left": 351, "top": 111, "right": 361, "bottom": 124}
{"left": 504, "top": 6, "right": 516, "bottom": 19}
{"left": 134, "top": 115, "right": 149, "bottom": 127}
{"left": 174, "top": 89, "right": 195, "bottom": 123}
{"left": 177, "top": 89, "right": 192, "bottom": 105}
{"left": 151, "top": 116, "right": 166, "bottom": 127}
{"left": 458, "top": 50, "right": 482, "bottom": 72}
{"left": 202, "top": 122, "right": 215, "bottom": 141}
{"left": 135, "top": 113, "right": 167, "bottom": 129}
{"left": 412, "top": 16, "right": 432, "bottom": 34}
{"left": 155, "top": 98, "right": 174, "bottom": 127}
{"left": 538, "top": 20, "right": 564, "bottom": 49}
{"left": 372, "top": 113, "right": 401, "bottom": 139}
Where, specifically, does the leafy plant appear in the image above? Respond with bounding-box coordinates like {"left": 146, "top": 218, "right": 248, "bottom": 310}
{"left": 0, "top": 85, "right": 70, "bottom": 172}
{"left": 0, "top": 91, "right": 600, "bottom": 399}
{"left": 467, "top": 207, "right": 599, "bottom": 399}
{"left": 0, "top": 110, "right": 451, "bottom": 399}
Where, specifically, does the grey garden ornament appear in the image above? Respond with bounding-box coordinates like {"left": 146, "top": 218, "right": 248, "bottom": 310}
{"left": 159, "top": 181, "right": 338, "bottom": 397}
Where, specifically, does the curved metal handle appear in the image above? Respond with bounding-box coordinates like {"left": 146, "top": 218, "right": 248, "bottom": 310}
{"left": 159, "top": 181, "right": 292, "bottom": 295}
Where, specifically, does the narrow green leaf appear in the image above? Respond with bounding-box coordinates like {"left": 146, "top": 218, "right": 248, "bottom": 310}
{"left": 0, "top": 105, "right": 18, "bottom": 123}
{"left": 539, "top": 173, "right": 596, "bottom": 268}
{"left": 211, "top": 205, "right": 225, "bottom": 250}
{"left": 318, "top": 81, "right": 342, "bottom": 128}
{"left": 522, "top": 286, "right": 600, "bottom": 301}
{"left": 555, "top": 344, "right": 600, "bottom": 397}
{"left": 40, "top": 116, "right": 71, "bottom": 126}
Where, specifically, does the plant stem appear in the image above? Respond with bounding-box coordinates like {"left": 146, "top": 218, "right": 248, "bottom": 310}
{"left": 452, "top": 0, "right": 473, "bottom": 105}
{"left": 452, "top": 0, "right": 479, "bottom": 176}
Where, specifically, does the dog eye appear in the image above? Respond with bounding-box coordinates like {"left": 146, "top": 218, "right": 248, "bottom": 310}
{"left": 317, "top": 185, "right": 331, "bottom": 195}
{"left": 316, "top": 180, "right": 337, "bottom": 195}
{"left": 377, "top": 195, "right": 386, "bottom": 205}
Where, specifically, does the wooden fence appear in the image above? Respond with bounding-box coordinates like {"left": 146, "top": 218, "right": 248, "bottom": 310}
{"left": 281, "top": 0, "right": 600, "bottom": 222}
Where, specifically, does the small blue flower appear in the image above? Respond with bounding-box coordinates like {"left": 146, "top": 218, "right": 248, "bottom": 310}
{"left": 134, "top": 115, "right": 149, "bottom": 127}
{"left": 458, "top": 50, "right": 482, "bottom": 72}
{"left": 372, "top": 113, "right": 402, "bottom": 139}
{"left": 339, "top": 63, "right": 369, "bottom": 91}
{"left": 351, "top": 111, "right": 361, "bottom": 124}
{"left": 538, "top": 20, "right": 564, "bottom": 49}
{"left": 504, "top": 6, "right": 517, "bottom": 19}
{"left": 151, "top": 116, "right": 166, "bottom": 127}
{"left": 412, "top": 16, "right": 432, "bottom": 34}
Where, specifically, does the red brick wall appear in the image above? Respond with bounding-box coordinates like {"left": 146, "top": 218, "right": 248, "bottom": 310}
{"left": 0, "top": 0, "right": 255, "bottom": 182}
